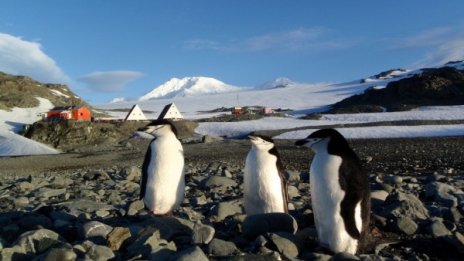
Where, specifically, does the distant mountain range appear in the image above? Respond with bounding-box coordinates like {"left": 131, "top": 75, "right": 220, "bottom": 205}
{"left": 1, "top": 59, "right": 463, "bottom": 116}
{"left": 138, "top": 77, "right": 241, "bottom": 100}
{"left": 137, "top": 76, "right": 297, "bottom": 101}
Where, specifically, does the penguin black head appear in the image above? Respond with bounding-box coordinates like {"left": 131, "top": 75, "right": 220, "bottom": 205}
{"left": 295, "top": 128, "right": 350, "bottom": 154}
{"left": 248, "top": 135, "right": 275, "bottom": 150}
{"left": 142, "top": 119, "right": 178, "bottom": 138}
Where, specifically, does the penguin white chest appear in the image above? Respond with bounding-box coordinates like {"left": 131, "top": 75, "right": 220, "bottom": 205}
{"left": 144, "top": 136, "right": 185, "bottom": 215}
{"left": 244, "top": 150, "right": 285, "bottom": 215}
{"left": 310, "top": 152, "right": 359, "bottom": 254}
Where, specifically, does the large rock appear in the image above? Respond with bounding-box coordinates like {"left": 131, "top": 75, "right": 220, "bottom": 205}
{"left": 126, "top": 226, "right": 163, "bottom": 258}
{"left": 211, "top": 200, "right": 243, "bottom": 221}
{"left": 192, "top": 222, "right": 215, "bottom": 244}
{"left": 170, "top": 246, "right": 209, "bottom": 261}
{"left": 81, "top": 221, "right": 113, "bottom": 243}
{"left": 425, "top": 182, "right": 463, "bottom": 208}
{"left": 207, "top": 238, "right": 238, "bottom": 257}
{"left": 16, "top": 229, "right": 65, "bottom": 254}
{"left": 200, "top": 176, "right": 237, "bottom": 191}
{"left": 107, "top": 227, "right": 132, "bottom": 251}
{"left": 242, "top": 213, "right": 298, "bottom": 239}
{"left": 381, "top": 191, "right": 429, "bottom": 220}
{"left": 267, "top": 232, "right": 303, "bottom": 258}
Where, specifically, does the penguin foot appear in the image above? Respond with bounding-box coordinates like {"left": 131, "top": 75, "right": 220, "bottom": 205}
{"left": 149, "top": 211, "right": 173, "bottom": 217}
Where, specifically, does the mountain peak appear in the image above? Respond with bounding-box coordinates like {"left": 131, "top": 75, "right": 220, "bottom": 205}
{"left": 256, "top": 77, "right": 296, "bottom": 89}
{"left": 138, "top": 76, "right": 240, "bottom": 100}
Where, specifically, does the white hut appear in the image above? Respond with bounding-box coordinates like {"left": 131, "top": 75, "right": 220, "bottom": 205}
{"left": 124, "top": 104, "right": 147, "bottom": 121}
{"left": 157, "top": 103, "right": 183, "bottom": 120}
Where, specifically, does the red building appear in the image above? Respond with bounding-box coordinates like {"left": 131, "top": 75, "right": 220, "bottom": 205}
{"left": 231, "top": 106, "right": 242, "bottom": 115}
{"left": 46, "top": 106, "right": 91, "bottom": 122}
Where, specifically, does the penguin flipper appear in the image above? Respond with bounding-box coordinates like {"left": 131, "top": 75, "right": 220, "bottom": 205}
{"left": 340, "top": 191, "right": 361, "bottom": 239}
{"left": 339, "top": 159, "right": 363, "bottom": 239}
{"left": 140, "top": 140, "right": 154, "bottom": 200}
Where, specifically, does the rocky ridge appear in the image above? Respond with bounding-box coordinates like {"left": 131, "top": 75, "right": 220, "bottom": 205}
{"left": 329, "top": 66, "right": 464, "bottom": 113}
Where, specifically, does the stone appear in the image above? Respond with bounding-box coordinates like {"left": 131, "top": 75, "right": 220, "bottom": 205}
{"left": 83, "top": 170, "right": 111, "bottom": 181}
{"left": 393, "top": 216, "right": 418, "bottom": 235}
{"left": 107, "top": 227, "right": 132, "bottom": 251}
{"left": 14, "top": 197, "right": 30, "bottom": 208}
{"left": 242, "top": 213, "right": 298, "bottom": 239}
{"left": 425, "top": 182, "right": 462, "bottom": 208}
{"left": 287, "top": 185, "right": 300, "bottom": 199}
{"left": 120, "top": 166, "right": 141, "bottom": 182}
{"left": 211, "top": 199, "right": 243, "bottom": 221}
{"left": 381, "top": 191, "right": 429, "bottom": 220}
{"left": 428, "top": 219, "right": 452, "bottom": 237}
{"left": 42, "top": 247, "right": 77, "bottom": 261}
{"left": 170, "top": 246, "right": 209, "bottom": 261}
{"left": 51, "top": 177, "right": 74, "bottom": 188}
{"left": 127, "top": 199, "right": 145, "bottom": 216}
{"left": 444, "top": 207, "right": 462, "bottom": 223}
{"left": 17, "top": 181, "right": 34, "bottom": 191}
{"left": 82, "top": 240, "right": 115, "bottom": 261}
{"left": 36, "top": 188, "right": 67, "bottom": 199}
{"left": 81, "top": 221, "right": 113, "bottom": 242}
{"left": 285, "top": 170, "right": 301, "bottom": 182}
{"left": 200, "top": 175, "right": 237, "bottom": 191}
{"left": 267, "top": 232, "right": 303, "bottom": 258}
{"left": 126, "top": 226, "right": 162, "bottom": 258}
{"left": 16, "top": 229, "right": 64, "bottom": 254}
{"left": 371, "top": 190, "right": 389, "bottom": 209}
{"left": 192, "top": 222, "right": 215, "bottom": 244}
{"left": 192, "top": 195, "right": 208, "bottom": 206}
{"left": 0, "top": 246, "right": 31, "bottom": 261}
{"left": 207, "top": 238, "right": 238, "bottom": 256}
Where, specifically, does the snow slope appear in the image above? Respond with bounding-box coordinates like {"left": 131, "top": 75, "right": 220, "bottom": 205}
{"left": 0, "top": 97, "right": 59, "bottom": 156}
{"left": 0, "top": 129, "right": 59, "bottom": 156}
{"left": 138, "top": 77, "right": 242, "bottom": 100}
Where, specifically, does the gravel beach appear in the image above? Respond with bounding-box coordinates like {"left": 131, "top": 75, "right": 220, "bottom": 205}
{"left": 0, "top": 136, "right": 463, "bottom": 260}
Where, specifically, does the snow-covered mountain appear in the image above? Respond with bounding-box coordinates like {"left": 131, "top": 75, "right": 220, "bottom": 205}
{"left": 138, "top": 77, "right": 241, "bottom": 100}
{"left": 256, "top": 77, "right": 296, "bottom": 89}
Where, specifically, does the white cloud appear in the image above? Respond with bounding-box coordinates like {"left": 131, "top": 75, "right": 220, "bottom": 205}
{"left": 0, "top": 33, "right": 69, "bottom": 83}
{"left": 245, "top": 27, "right": 326, "bottom": 51}
{"left": 415, "top": 36, "right": 464, "bottom": 67}
{"left": 393, "top": 26, "right": 464, "bottom": 67}
{"left": 183, "top": 27, "right": 353, "bottom": 53}
{"left": 396, "top": 27, "right": 453, "bottom": 48}
{"left": 78, "top": 71, "right": 144, "bottom": 92}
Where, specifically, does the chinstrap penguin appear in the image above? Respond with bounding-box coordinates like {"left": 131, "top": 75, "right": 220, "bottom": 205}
{"left": 140, "top": 119, "right": 185, "bottom": 215}
{"left": 244, "top": 135, "right": 288, "bottom": 215}
{"left": 295, "top": 129, "right": 370, "bottom": 255}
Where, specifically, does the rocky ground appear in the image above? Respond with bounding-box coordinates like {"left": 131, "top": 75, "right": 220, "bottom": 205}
{"left": 0, "top": 136, "right": 464, "bottom": 260}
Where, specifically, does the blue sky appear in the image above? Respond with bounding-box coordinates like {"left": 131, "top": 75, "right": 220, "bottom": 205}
{"left": 1, "top": 1, "right": 463, "bottom": 104}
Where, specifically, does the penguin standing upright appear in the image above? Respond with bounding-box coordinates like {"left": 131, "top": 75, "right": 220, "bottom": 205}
{"left": 140, "top": 119, "right": 185, "bottom": 215}
{"left": 295, "top": 129, "right": 370, "bottom": 255}
{"left": 243, "top": 135, "right": 288, "bottom": 215}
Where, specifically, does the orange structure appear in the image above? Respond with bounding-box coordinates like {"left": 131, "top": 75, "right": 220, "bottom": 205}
{"left": 46, "top": 106, "right": 91, "bottom": 122}
{"left": 231, "top": 106, "right": 242, "bottom": 115}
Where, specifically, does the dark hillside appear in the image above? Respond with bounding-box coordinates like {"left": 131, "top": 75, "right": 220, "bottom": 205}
{"left": 329, "top": 67, "right": 464, "bottom": 113}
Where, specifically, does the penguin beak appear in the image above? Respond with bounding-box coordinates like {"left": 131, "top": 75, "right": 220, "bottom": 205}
{"left": 247, "top": 135, "right": 259, "bottom": 141}
{"left": 295, "top": 139, "right": 308, "bottom": 146}
{"left": 296, "top": 138, "right": 322, "bottom": 148}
